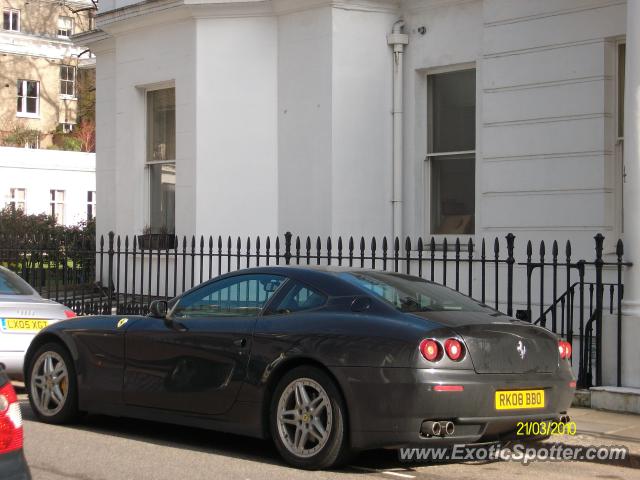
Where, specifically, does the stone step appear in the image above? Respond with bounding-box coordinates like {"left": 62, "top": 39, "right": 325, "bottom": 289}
{"left": 590, "top": 386, "right": 640, "bottom": 414}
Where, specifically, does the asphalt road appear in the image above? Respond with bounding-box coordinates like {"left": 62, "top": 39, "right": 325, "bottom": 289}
{"left": 18, "top": 397, "right": 640, "bottom": 480}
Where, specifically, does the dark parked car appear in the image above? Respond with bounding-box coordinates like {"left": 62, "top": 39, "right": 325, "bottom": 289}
{"left": 24, "top": 267, "right": 575, "bottom": 469}
{"left": 0, "top": 368, "right": 31, "bottom": 479}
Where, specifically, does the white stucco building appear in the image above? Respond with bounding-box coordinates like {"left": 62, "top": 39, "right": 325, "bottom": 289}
{"left": 80, "top": 0, "right": 634, "bottom": 249}
{"left": 79, "top": 1, "right": 640, "bottom": 388}
{"left": 0, "top": 146, "right": 96, "bottom": 225}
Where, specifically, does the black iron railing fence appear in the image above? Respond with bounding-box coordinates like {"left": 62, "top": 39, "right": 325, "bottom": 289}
{"left": 0, "top": 230, "right": 631, "bottom": 388}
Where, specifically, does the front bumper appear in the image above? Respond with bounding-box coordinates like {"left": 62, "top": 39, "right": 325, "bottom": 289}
{"left": 0, "top": 352, "right": 26, "bottom": 380}
{"left": 331, "top": 366, "right": 575, "bottom": 450}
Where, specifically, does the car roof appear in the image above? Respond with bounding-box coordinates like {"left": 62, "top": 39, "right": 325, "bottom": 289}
{"left": 216, "top": 265, "right": 381, "bottom": 296}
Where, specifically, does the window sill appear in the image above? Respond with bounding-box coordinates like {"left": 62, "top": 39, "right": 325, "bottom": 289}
{"left": 415, "top": 234, "right": 475, "bottom": 252}
{"left": 59, "top": 95, "right": 77, "bottom": 101}
{"left": 16, "top": 112, "right": 39, "bottom": 119}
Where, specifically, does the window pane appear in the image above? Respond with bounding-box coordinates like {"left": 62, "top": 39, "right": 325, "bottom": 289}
{"left": 429, "top": 69, "right": 476, "bottom": 153}
{"left": 26, "top": 81, "right": 37, "bottom": 97}
{"left": 149, "top": 163, "right": 175, "bottom": 233}
{"left": 11, "top": 11, "right": 17, "bottom": 30}
{"left": 147, "top": 88, "right": 176, "bottom": 161}
{"left": 17, "top": 80, "right": 23, "bottom": 96}
{"left": 26, "top": 97, "right": 37, "bottom": 113}
{"left": 173, "top": 274, "right": 286, "bottom": 318}
{"left": 3, "top": 11, "right": 9, "bottom": 29}
{"left": 270, "top": 283, "right": 327, "bottom": 314}
{"left": 431, "top": 153, "right": 475, "bottom": 234}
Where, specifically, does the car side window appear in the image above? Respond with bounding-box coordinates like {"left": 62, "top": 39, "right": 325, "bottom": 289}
{"left": 270, "top": 282, "right": 327, "bottom": 315}
{"left": 172, "top": 274, "right": 285, "bottom": 318}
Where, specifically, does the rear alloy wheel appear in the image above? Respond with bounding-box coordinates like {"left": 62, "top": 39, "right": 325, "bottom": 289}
{"left": 27, "top": 342, "right": 78, "bottom": 424}
{"left": 271, "top": 366, "right": 350, "bottom": 469}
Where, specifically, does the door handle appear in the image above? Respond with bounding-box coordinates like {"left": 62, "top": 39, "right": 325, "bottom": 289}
{"left": 233, "top": 338, "right": 247, "bottom": 348}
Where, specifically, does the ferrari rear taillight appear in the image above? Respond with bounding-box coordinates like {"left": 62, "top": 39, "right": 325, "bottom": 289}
{"left": 64, "top": 309, "right": 77, "bottom": 319}
{"left": 419, "top": 339, "right": 441, "bottom": 362}
{"left": 558, "top": 340, "right": 572, "bottom": 360}
{"left": 444, "top": 338, "right": 464, "bottom": 361}
{"left": 0, "top": 382, "right": 22, "bottom": 454}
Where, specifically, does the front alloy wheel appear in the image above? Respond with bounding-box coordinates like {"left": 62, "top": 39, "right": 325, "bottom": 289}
{"left": 271, "top": 366, "right": 349, "bottom": 469}
{"left": 27, "top": 342, "right": 79, "bottom": 424}
{"left": 31, "top": 350, "right": 68, "bottom": 417}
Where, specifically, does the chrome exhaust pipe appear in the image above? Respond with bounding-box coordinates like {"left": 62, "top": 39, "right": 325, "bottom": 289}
{"left": 421, "top": 421, "right": 442, "bottom": 437}
{"left": 559, "top": 414, "right": 571, "bottom": 424}
{"left": 443, "top": 421, "right": 455, "bottom": 436}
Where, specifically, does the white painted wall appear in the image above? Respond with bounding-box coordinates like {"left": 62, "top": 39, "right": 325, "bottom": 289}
{"left": 0, "top": 147, "right": 96, "bottom": 225}
{"left": 331, "top": 7, "right": 396, "bottom": 238}
{"left": 195, "top": 16, "right": 278, "bottom": 239}
{"left": 277, "top": 6, "right": 333, "bottom": 238}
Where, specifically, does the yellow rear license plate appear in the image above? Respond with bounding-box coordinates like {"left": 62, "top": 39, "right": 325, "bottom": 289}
{"left": 0, "top": 318, "right": 49, "bottom": 332}
{"left": 495, "top": 389, "right": 545, "bottom": 410}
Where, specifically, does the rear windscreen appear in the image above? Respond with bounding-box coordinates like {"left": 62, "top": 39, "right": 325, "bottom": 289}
{"left": 339, "top": 271, "right": 490, "bottom": 313}
{"left": 0, "top": 269, "right": 34, "bottom": 295}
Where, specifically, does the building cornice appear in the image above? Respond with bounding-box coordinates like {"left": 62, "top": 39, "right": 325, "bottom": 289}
{"left": 72, "top": 29, "right": 111, "bottom": 45}
{"left": 96, "top": 0, "right": 399, "bottom": 28}
{"left": 401, "top": 0, "right": 478, "bottom": 15}
{"left": 0, "top": 32, "right": 89, "bottom": 59}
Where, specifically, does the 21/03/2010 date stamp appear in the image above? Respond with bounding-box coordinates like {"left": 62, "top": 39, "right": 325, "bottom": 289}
{"left": 517, "top": 421, "right": 577, "bottom": 436}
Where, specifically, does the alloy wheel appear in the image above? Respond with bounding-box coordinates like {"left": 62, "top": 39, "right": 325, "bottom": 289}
{"left": 276, "top": 377, "right": 333, "bottom": 458}
{"left": 30, "top": 351, "right": 69, "bottom": 417}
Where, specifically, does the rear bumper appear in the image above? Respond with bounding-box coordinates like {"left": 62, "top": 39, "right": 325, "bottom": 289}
{"left": 0, "top": 352, "right": 26, "bottom": 380}
{"left": 331, "top": 366, "right": 575, "bottom": 450}
{"left": 0, "top": 450, "right": 31, "bottom": 480}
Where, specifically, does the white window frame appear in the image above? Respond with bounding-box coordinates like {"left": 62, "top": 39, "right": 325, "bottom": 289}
{"left": 3, "top": 9, "right": 19, "bottom": 32}
{"left": 424, "top": 64, "right": 477, "bottom": 241}
{"left": 87, "top": 191, "right": 96, "bottom": 221}
{"left": 57, "top": 16, "right": 73, "bottom": 38}
{"left": 16, "top": 79, "right": 39, "bottom": 118}
{"left": 6, "top": 188, "right": 26, "bottom": 211}
{"left": 50, "top": 189, "right": 65, "bottom": 224}
{"left": 61, "top": 122, "right": 74, "bottom": 133}
{"left": 144, "top": 83, "right": 176, "bottom": 234}
{"left": 60, "top": 65, "right": 76, "bottom": 99}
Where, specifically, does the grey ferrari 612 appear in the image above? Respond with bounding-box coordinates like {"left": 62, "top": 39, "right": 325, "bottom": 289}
{"left": 24, "top": 266, "right": 575, "bottom": 469}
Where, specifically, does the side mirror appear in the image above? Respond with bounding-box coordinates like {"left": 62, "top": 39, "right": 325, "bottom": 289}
{"left": 149, "top": 300, "right": 168, "bottom": 319}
